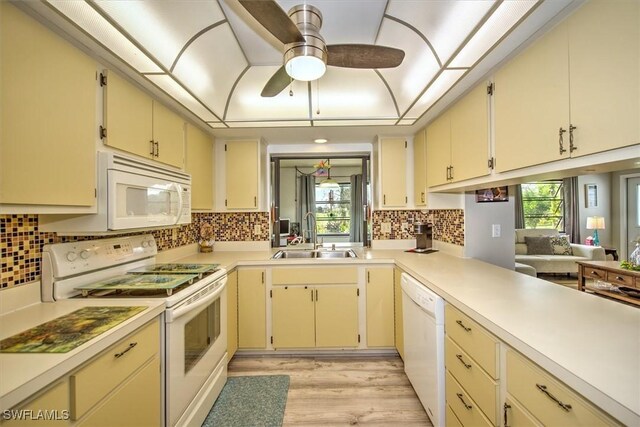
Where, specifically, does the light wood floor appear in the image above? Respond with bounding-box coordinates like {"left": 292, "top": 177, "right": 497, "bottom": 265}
{"left": 228, "top": 355, "right": 432, "bottom": 426}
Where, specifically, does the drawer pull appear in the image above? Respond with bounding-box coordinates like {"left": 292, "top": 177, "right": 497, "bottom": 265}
{"left": 114, "top": 342, "right": 137, "bottom": 359}
{"left": 455, "top": 319, "right": 472, "bottom": 332}
{"left": 456, "top": 353, "right": 472, "bottom": 369}
{"left": 615, "top": 276, "right": 624, "bottom": 281}
{"left": 536, "top": 383, "right": 572, "bottom": 412}
{"left": 504, "top": 403, "right": 512, "bottom": 427}
{"left": 590, "top": 270, "right": 600, "bottom": 275}
{"left": 456, "top": 393, "right": 473, "bottom": 410}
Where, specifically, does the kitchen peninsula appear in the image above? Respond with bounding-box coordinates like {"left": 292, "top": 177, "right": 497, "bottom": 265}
{"left": 163, "top": 245, "right": 639, "bottom": 426}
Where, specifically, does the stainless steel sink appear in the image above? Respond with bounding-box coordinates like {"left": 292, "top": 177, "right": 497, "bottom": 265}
{"left": 271, "top": 249, "right": 357, "bottom": 259}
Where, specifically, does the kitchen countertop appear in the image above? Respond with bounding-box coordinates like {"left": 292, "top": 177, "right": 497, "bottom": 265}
{"left": 171, "top": 247, "right": 639, "bottom": 426}
{"left": 0, "top": 298, "right": 165, "bottom": 411}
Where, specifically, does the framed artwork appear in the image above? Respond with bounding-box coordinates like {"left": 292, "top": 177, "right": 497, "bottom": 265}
{"left": 585, "top": 184, "right": 598, "bottom": 208}
{"left": 476, "top": 186, "right": 509, "bottom": 203}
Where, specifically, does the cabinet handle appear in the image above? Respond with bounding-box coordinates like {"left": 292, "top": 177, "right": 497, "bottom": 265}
{"left": 456, "top": 319, "right": 472, "bottom": 332}
{"left": 155, "top": 141, "right": 159, "bottom": 157}
{"left": 504, "top": 403, "right": 512, "bottom": 427}
{"left": 558, "top": 127, "right": 567, "bottom": 154}
{"left": 311, "top": 289, "right": 314, "bottom": 302}
{"left": 367, "top": 271, "right": 370, "bottom": 283}
{"left": 456, "top": 354, "right": 472, "bottom": 369}
{"left": 536, "top": 383, "right": 572, "bottom": 412}
{"left": 383, "top": 194, "right": 386, "bottom": 205}
{"left": 449, "top": 165, "right": 453, "bottom": 181}
{"left": 150, "top": 140, "right": 155, "bottom": 156}
{"left": 315, "top": 289, "right": 318, "bottom": 301}
{"left": 421, "top": 192, "right": 425, "bottom": 203}
{"left": 569, "top": 124, "right": 577, "bottom": 153}
{"left": 261, "top": 271, "right": 264, "bottom": 284}
{"left": 254, "top": 196, "right": 257, "bottom": 207}
{"left": 456, "top": 393, "right": 473, "bottom": 410}
{"left": 114, "top": 342, "right": 137, "bottom": 358}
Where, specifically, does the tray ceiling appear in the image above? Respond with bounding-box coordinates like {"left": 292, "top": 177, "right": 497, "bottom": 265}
{"left": 34, "top": 0, "right": 577, "bottom": 137}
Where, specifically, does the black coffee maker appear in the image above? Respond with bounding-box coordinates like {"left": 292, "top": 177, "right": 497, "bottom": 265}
{"left": 413, "top": 222, "right": 433, "bottom": 253}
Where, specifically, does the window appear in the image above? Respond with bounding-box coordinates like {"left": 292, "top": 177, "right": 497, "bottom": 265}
{"left": 315, "top": 184, "right": 351, "bottom": 235}
{"left": 521, "top": 181, "right": 564, "bottom": 231}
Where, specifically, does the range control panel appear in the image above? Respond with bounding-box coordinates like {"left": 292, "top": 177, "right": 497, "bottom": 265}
{"left": 44, "top": 234, "right": 157, "bottom": 279}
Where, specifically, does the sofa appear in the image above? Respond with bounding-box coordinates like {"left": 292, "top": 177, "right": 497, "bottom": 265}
{"left": 515, "top": 228, "right": 606, "bottom": 275}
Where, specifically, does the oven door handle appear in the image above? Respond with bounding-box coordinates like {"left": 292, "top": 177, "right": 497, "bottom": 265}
{"left": 166, "top": 280, "right": 225, "bottom": 323}
{"left": 173, "top": 183, "right": 184, "bottom": 225}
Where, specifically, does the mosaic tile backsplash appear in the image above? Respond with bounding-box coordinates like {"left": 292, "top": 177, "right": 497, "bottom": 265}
{"left": 0, "top": 212, "right": 269, "bottom": 290}
{"left": 371, "top": 209, "right": 464, "bottom": 246}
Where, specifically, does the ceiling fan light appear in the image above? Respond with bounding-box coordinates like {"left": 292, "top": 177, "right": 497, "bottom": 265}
{"left": 314, "top": 138, "right": 328, "bottom": 144}
{"left": 285, "top": 52, "right": 326, "bottom": 81}
{"left": 319, "top": 178, "right": 339, "bottom": 188}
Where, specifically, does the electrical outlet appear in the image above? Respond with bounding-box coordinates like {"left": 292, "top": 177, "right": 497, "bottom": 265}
{"left": 492, "top": 224, "right": 501, "bottom": 238}
{"left": 172, "top": 228, "right": 178, "bottom": 241}
{"left": 401, "top": 222, "right": 409, "bottom": 233}
{"left": 381, "top": 222, "right": 391, "bottom": 233}
{"left": 254, "top": 224, "right": 261, "bottom": 235}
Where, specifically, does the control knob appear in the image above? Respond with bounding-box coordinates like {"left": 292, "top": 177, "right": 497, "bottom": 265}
{"left": 66, "top": 251, "right": 78, "bottom": 262}
{"left": 80, "top": 250, "right": 91, "bottom": 260}
{"left": 141, "top": 240, "right": 149, "bottom": 248}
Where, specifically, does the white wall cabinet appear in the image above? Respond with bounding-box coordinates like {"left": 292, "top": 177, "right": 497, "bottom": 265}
{"left": 377, "top": 137, "right": 408, "bottom": 208}
{"left": 224, "top": 140, "right": 260, "bottom": 210}
{"left": 186, "top": 123, "right": 214, "bottom": 210}
{"left": 1, "top": 2, "right": 96, "bottom": 209}
{"left": 413, "top": 128, "right": 428, "bottom": 207}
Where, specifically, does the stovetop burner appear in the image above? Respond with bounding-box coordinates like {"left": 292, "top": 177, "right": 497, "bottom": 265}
{"left": 128, "top": 263, "right": 220, "bottom": 278}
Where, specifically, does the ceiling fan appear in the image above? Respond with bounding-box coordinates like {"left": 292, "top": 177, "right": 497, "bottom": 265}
{"left": 239, "top": 0, "right": 405, "bottom": 97}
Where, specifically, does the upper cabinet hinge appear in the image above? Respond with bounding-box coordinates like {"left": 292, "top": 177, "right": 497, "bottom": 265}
{"left": 99, "top": 73, "right": 107, "bottom": 87}
{"left": 488, "top": 157, "right": 495, "bottom": 169}
{"left": 99, "top": 126, "right": 107, "bottom": 140}
{"left": 487, "top": 83, "right": 494, "bottom": 95}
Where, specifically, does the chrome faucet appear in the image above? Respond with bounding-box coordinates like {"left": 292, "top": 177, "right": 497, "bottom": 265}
{"left": 303, "top": 212, "right": 318, "bottom": 248}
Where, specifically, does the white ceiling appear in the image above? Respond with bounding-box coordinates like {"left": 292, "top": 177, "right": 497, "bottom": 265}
{"left": 25, "top": 0, "right": 581, "bottom": 143}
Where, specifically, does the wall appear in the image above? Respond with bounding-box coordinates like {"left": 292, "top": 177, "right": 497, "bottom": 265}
{"left": 0, "top": 212, "right": 269, "bottom": 290}
{"left": 463, "top": 189, "right": 515, "bottom": 270}
{"left": 371, "top": 209, "right": 464, "bottom": 246}
{"left": 578, "top": 173, "right": 612, "bottom": 246}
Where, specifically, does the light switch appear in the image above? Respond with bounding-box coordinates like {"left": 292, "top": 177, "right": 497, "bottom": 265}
{"left": 492, "top": 224, "right": 501, "bottom": 238}
{"left": 381, "top": 222, "right": 391, "bottom": 233}
{"left": 254, "top": 224, "right": 261, "bottom": 235}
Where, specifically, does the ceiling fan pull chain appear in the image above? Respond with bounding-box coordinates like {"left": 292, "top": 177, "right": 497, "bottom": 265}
{"left": 289, "top": 76, "right": 293, "bottom": 97}
{"left": 316, "top": 79, "right": 320, "bottom": 115}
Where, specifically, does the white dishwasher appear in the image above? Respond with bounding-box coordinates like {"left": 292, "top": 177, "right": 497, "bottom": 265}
{"left": 401, "top": 272, "right": 445, "bottom": 427}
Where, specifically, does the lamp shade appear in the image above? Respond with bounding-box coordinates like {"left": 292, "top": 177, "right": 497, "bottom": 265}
{"left": 586, "top": 216, "right": 605, "bottom": 230}
{"left": 319, "top": 178, "right": 339, "bottom": 188}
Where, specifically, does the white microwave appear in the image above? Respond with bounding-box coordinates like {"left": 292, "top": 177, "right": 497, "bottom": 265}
{"left": 40, "top": 152, "right": 191, "bottom": 234}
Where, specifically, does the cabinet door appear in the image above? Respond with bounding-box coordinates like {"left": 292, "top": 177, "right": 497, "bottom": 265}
{"left": 225, "top": 140, "right": 259, "bottom": 209}
{"left": 393, "top": 267, "right": 404, "bottom": 360}
{"left": 366, "top": 267, "right": 395, "bottom": 347}
{"left": 226, "top": 270, "right": 238, "bottom": 359}
{"left": 426, "top": 112, "right": 451, "bottom": 187}
{"left": 413, "top": 128, "right": 427, "bottom": 207}
{"left": 450, "top": 83, "right": 489, "bottom": 182}
{"left": 380, "top": 138, "right": 407, "bottom": 207}
{"left": 568, "top": 0, "right": 640, "bottom": 157}
{"left": 238, "top": 268, "right": 266, "bottom": 348}
{"left": 103, "top": 70, "right": 153, "bottom": 159}
{"left": 494, "top": 22, "right": 570, "bottom": 172}
{"left": 1, "top": 3, "right": 96, "bottom": 206}
{"left": 272, "top": 286, "right": 315, "bottom": 348}
{"left": 78, "top": 358, "right": 161, "bottom": 427}
{"left": 152, "top": 101, "right": 184, "bottom": 168}
{"left": 4, "top": 380, "right": 69, "bottom": 426}
{"left": 186, "top": 124, "right": 214, "bottom": 210}
{"left": 504, "top": 396, "right": 542, "bottom": 427}
{"left": 315, "top": 286, "right": 359, "bottom": 347}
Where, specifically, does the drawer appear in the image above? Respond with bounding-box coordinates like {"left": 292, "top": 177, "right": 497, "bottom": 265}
{"left": 445, "top": 305, "right": 499, "bottom": 379}
{"left": 446, "top": 370, "right": 493, "bottom": 427}
{"left": 504, "top": 396, "right": 542, "bottom": 427}
{"left": 446, "top": 403, "right": 464, "bottom": 427}
{"left": 70, "top": 318, "right": 160, "bottom": 420}
{"left": 582, "top": 267, "right": 606, "bottom": 280}
{"left": 272, "top": 267, "right": 358, "bottom": 285}
{"left": 606, "top": 271, "right": 635, "bottom": 287}
{"left": 506, "top": 350, "right": 619, "bottom": 426}
{"left": 445, "top": 337, "right": 498, "bottom": 424}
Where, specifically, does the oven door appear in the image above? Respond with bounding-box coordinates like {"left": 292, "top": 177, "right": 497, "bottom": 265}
{"left": 108, "top": 169, "right": 190, "bottom": 230}
{"left": 165, "top": 279, "right": 227, "bottom": 426}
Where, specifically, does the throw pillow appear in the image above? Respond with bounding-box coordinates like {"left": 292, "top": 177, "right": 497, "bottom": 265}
{"left": 550, "top": 235, "right": 573, "bottom": 255}
{"left": 525, "top": 236, "right": 554, "bottom": 255}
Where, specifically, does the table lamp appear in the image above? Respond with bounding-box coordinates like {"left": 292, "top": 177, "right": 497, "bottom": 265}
{"left": 586, "top": 216, "right": 605, "bottom": 246}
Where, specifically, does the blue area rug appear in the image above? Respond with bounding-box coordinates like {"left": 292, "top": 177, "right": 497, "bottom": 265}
{"left": 202, "top": 375, "right": 289, "bottom": 427}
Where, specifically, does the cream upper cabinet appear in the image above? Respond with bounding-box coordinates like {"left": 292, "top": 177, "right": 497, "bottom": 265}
{"left": 567, "top": 0, "right": 639, "bottom": 157}
{"left": 427, "top": 82, "right": 490, "bottom": 186}
{"left": 103, "top": 70, "right": 184, "bottom": 168}
{"left": 495, "top": 0, "right": 639, "bottom": 173}
{"left": 379, "top": 137, "right": 407, "bottom": 208}
{"left": 225, "top": 140, "right": 259, "bottom": 210}
{"left": 1, "top": 2, "right": 96, "bottom": 207}
{"left": 238, "top": 268, "right": 266, "bottom": 349}
{"left": 366, "top": 267, "right": 395, "bottom": 347}
{"left": 186, "top": 124, "right": 214, "bottom": 210}
{"left": 413, "top": 128, "right": 427, "bottom": 207}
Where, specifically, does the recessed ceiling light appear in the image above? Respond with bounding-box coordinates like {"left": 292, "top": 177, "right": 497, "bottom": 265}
{"left": 314, "top": 138, "right": 328, "bottom": 144}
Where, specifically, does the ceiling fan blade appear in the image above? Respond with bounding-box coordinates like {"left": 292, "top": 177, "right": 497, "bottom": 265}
{"left": 327, "top": 44, "right": 405, "bottom": 69}
{"left": 239, "top": 0, "right": 305, "bottom": 45}
{"left": 261, "top": 66, "right": 291, "bottom": 97}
